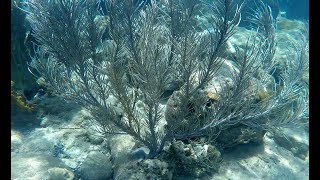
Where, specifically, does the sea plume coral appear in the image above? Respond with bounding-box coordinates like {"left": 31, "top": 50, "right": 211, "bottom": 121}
{"left": 23, "top": 0, "right": 308, "bottom": 159}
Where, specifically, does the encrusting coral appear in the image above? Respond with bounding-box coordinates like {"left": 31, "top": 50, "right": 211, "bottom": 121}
{"left": 11, "top": 81, "right": 34, "bottom": 113}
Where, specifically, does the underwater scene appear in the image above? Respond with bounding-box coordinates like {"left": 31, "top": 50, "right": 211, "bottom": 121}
{"left": 11, "top": 0, "right": 309, "bottom": 179}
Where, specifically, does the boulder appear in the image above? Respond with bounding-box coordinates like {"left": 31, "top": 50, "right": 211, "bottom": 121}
{"left": 80, "top": 151, "right": 113, "bottom": 180}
